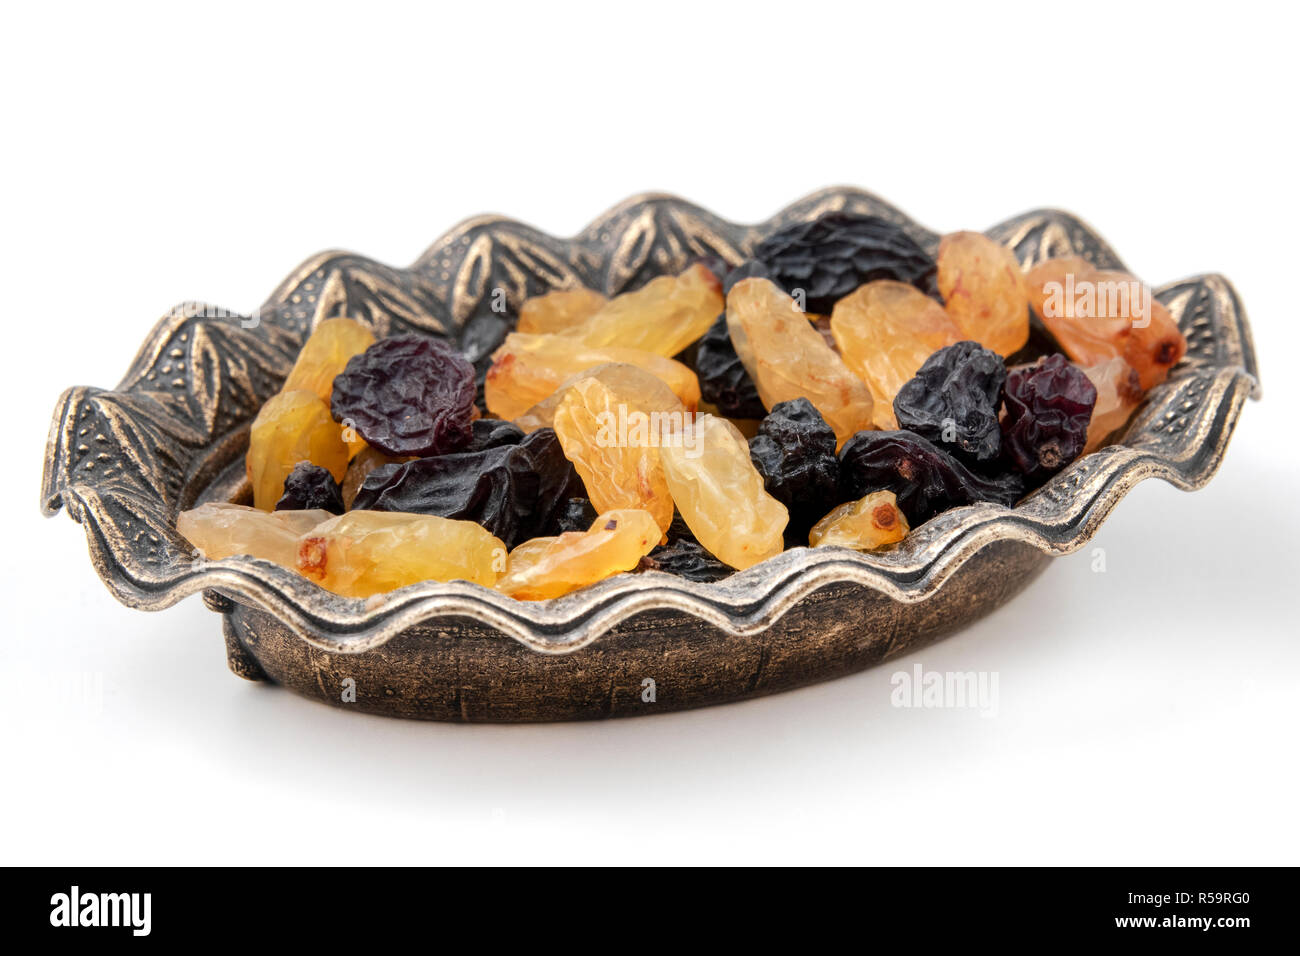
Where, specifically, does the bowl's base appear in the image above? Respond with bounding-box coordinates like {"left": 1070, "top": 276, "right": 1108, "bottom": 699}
{"left": 209, "top": 540, "right": 1050, "bottom": 722}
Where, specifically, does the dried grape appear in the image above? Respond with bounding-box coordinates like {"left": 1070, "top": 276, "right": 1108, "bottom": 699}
{"left": 892, "top": 341, "right": 1007, "bottom": 463}
{"left": 659, "top": 414, "right": 788, "bottom": 570}
{"left": 517, "top": 287, "right": 608, "bottom": 335}
{"left": 330, "top": 336, "right": 477, "bottom": 458}
{"left": 809, "top": 491, "right": 909, "bottom": 551}
{"left": 747, "top": 398, "right": 840, "bottom": 540}
{"left": 937, "top": 231, "right": 1030, "bottom": 356}
{"left": 246, "top": 389, "right": 349, "bottom": 511}
{"left": 1001, "top": 354, "right": 1097, "bottom": 480}
{"left": 282, "top": 317, "right": 375, "bottom": 404}
{"left": 275, "top": 462, "right": 345, "bottom": 515}
{"left": 178, "top": 502, "right": 335, "bottom": 569}
{"left": 830, "top": 280, "right": 964, "bottom": 429}
{"left": 563, "top": 263, "right": 722, "bottom": 357}
{"left": 297, "top": 511, "right": 504, "bottom": 597}
{"left": 694, "top": 314, "right": 767, "bottom": 419}
{"left": 484, "top": 332, "right": 700, "bottom": 421}
{"left": 752, "top": 213, "right": 936, "bottom": 313}
{"left": 495, "top": 509, "right": 660, "bottom": 600}
{"left": 839, "top": 430, "right": 1025, "bottom": 525}
{"left": 726, "top": 277, "right": 874, "bottom": 446}
{"left": 1082, "top": 357, "right": 1143, "bottom": 452}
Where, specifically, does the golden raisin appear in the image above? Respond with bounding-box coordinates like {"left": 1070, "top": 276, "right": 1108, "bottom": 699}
{"left": 658, "top": 414, "right": 788, "bottom": 570}
{"left": 282, "top": 317, "right": 376, "bottom": 404}
{"left": 725, "top": 277, "right": 875, "bottom": 447}
{"left": 177, "top": 502, "right": 335, "bottom": 569}
{"left": 830, "top": 280, "right": 964, "bottom": 429}
{"left": 809, "top": 491, "right": 909, "bottom": 550}
{"left": 514, "top": 362, "right": 684, "bottom": 434}
{"left": 551, "top": 375, "right": 677, "bottom": 534}
{"left": 246, "top": 390, "right": 349, "bottom": 510}
{"left": 495, "top": 509, "right": 660, "bottom": 600}
{"left": 297, "top": 511, "right": 505, "bottom": 597}
{"left": 937, "top": 231, "right": 1030, "bottom": 356}
{"left": 484, "top": 332, "right": 700, "bottom": 420}
{"left": 518, "top": 287, "right": 608, "bottom": 334}
{"left": 562, "top": 263, "right": 723, "bottom": 357}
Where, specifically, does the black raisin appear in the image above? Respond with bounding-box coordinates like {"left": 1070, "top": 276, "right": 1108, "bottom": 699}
{"left": 467, "top": 418, "right": 525, "bottom": 452}
{"left": 644, "top": 539, "right": 734, "bottom": 582}
{"left": 893, "top": 341, "right": 1007, "bottom": 463}
{"left": 274, "top": 462, "right": 344, "bottom": 515}
{"left": 839, "top": 430, "right": 1025, "bottom": 525}
{"left": 352, "top": 444, "right": 537, "bottom": 547}
{"left": 751, "top": 213, "right": 936, "bottom": 313}
{"left": 1001, "top": 354, "right": 1097, "bottom": 482}
{"left": 748, "top": 398, "right": 841, "bottom": 539}
{"left": 516, "top": 428, "right": 587, "bottom": 539}
{"left": 330, "top": 336, "right": 477, "bottom": 458}
{"left": 694, "top": 313, "right": 767, "bottom": 419}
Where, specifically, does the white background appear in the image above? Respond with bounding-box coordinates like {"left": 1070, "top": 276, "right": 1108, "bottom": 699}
{"left": 3, "top": 1, "right": 1296, "bottom": 865}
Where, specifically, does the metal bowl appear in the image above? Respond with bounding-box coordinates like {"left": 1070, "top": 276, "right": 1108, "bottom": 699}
{"left": 42, "top": 188, "right": 1259, "bottom": 721}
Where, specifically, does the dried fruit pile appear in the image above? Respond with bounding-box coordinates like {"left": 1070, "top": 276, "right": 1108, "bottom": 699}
{"left": 179, "top": 213, "right": 1186, "bottom": 601}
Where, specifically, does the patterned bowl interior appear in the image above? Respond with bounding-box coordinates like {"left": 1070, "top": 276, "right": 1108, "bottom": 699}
{"left": 42, "top": 187, "right": 1260, "bottom": 655}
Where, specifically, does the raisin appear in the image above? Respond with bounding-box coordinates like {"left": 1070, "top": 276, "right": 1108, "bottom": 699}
{"left": 329, "top": 336, "right": 477, "bottom": 458}
{"left": 838, "top": 430, "right": 1025, "bottom": 525}
{"left": 726, "top": 277, "right": 875, "bottom": 446}
{"left": 1081, "top": 357, "right": 1143, "bottom": 452}
{"left": 892, "top": 341, "right": 1007, "bottom": 463}
{"left": 467, "top": 417, "right": 525, "bottom": 451}
{"left": 514, "top": 362, "right": 684, "bottom": 435}
{"left": 809, "top": 491, "right": 910, "bottom": 551}
{"left": 351, "top": 428, "right": 579, "bottom": 548}
{"left": 246, "top": 390, "right": 349, "bottom": 511}
{"left": 830, "top": 280, "right": 963, "bottom": 429}
{"left": 936, "top": 231, "right": 1031, "bottom": 357}
{"left": 495, "top": 509, "right": 661, "bottom": 600}
{"left": 1001, "top": 354, "right": 1097, "bottom": 481}
{"left": 298, "top": 511, "right": 505, "bottom": 597}
{"left": 748, "top": 398, "right": 841, "bottom": 540}
{"left": 178, "top": 502, "right": 337, "bottom": 570}
{"left": 514, "top": 427, "right": 587, "bottom": 539}
{"left": 751, "top": 213, "right": 936, "bottom": 313}
{"left": 551, "top": 371, "right": 678, "bottom": 534}
{"left": 644, "top": 538, "right": 735, "bottom": 582}
{"left": 694, "top": 313, "right": 766, "bottom": 419}
{"left": 560, "top": 263, "right": 722, "bottom": 357}
{"left": 1025, "top": 257, "right": 1186, "bottom": 390}
{"left": 552, "top": 496, "right": 598, "bottom": 535}
{"left": 517, "top": 287, "right": 608, "bottom": 335}
{"left": 659, "top": 414, "right": 788, "bottom": 570}
{"left": 275, "top": 462, "right": 345, "bottom": 515}
{"left": 282, "top": 317, "right": 376, "bottom": 404}
{"left": 340, "top": 446, "right": 406, "bottom": 510}
{"left": 484, "top": 332, "right": 700, "bottom": 421}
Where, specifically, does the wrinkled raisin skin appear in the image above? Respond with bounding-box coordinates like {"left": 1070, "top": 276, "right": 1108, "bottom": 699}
{"left": 330, "top": 336, "right": 477, "bottom": 458}
{"left": 893, "top": 341, "right": 1007, "bottom": 463}
{"left": 695, "top": 314, "right": 766, "bottom": 419}
{"left": 839, "top": 430, "right": 1025, "bottom": 525}
{"left": 1001, "top": 354, "right": 1097, "bottom": 482}
{"left": 467, "top": 418, "right": 525, "bottom": 452}
{"left": 352, "top": 428, "right": 581, "bottom": 548}
{"left": 644, "top": 539, "right": 735, "bottom": 582}
{"left": 748, "top": 398, "right": 841, "bottom": 539}
{"left": 751, "top": 213, "right": 936, "bottom": 313}
{"left": 274, "top": 462, "right": 345, "bottom": 515}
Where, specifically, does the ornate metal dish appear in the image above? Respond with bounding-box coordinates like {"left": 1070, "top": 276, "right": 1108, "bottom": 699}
{"left": 41, "top": 188, "right": 1259, "bottom": 721}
